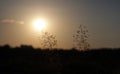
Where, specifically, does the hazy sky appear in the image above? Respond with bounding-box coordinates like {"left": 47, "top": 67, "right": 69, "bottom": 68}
{"left": 0, "top": 0, "right": 120, "bottom": 49}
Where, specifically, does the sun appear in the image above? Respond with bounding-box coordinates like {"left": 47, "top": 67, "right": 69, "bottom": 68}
{"left": 33, "top": 18, "right": 46, "bottom": 31}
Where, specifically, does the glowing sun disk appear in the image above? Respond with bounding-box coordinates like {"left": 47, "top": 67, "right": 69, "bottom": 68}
{"left": 33, "top": 18, "right": 46, "bottom": 31}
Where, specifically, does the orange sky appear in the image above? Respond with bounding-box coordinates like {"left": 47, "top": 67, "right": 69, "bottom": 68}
{"left": 0, "top": 0, "right": 120, "bottom": 49}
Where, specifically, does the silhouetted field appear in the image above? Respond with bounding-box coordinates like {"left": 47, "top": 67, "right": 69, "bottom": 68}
{"left": 0, "top": 45, "right": 120, "bottom": 74}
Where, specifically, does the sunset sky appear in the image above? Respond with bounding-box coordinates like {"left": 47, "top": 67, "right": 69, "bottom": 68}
{"left": 0, "top": 0, "right": 120, "bottom": 49}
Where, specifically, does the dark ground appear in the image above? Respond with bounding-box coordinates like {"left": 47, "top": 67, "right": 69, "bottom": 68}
{"left": 0, "top": 45, "right": 120, "bottom": 74}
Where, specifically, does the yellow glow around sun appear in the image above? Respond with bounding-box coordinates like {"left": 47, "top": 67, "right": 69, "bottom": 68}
{"left": 33, "top": 18, "right": 46, "bottom": 31}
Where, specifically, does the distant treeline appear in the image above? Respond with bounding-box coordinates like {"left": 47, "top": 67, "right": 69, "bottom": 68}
{"left": 0, "top": 45, "right": 120, "bottom": 74}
